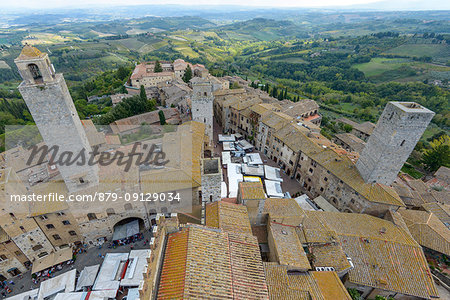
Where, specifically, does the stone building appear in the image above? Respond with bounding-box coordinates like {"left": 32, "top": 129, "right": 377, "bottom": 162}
{"left": 190, "top": 78, "right": 214, "bottom": 146}
{"left": 357, "top": 102, "right": 435, "bottom": 186}
{"left": 0, "top": 228, "right": 29, "bottom": 280}
{"left": 130, "top": 59, "right": 208, "bottom": 89}
{"left": 333, "top": 133, "right": 366, "bottom": 154}
{"left": 262, "top": 199, "right": 438, "bottom": 300}
{"left": 200, "top": 158, "right": 222, "bottom": 203}
{"left": 14, "top": 45, "right": 99, "bottom": 193}
{"left": 337, "top": 118, "right": 376, "bottom": 141}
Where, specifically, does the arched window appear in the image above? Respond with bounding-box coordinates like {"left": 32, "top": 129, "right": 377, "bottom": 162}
{"left": 106, "top": 208, "right": 115, "bottom": 216}
{"left": 28, "top": 64, "right": 42, "bottom": 80}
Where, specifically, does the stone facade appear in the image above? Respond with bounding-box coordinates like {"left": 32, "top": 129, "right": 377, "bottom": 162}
{"left": 34, "top": 211, "right": 82, "bottom": 250}
{"left": 15, "top": 50, "right": 99, "bottom": 193}
{"left": 357, "top": 102, "right": 435, "bottom": 186}
{"left": 201, "top": 158, "right": 222, "bottom": 203}
{"left": 191, "top": 79, "right": 214, "bottom": 146}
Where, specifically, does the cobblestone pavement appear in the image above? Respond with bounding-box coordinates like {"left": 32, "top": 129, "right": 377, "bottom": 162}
{"left": 212, "top": 119, "right": 303, "bottom": 198}
{"left": 5, "top": 230, "right": 152, "bottom": 298}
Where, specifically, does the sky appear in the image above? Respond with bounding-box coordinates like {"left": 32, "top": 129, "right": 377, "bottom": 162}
{"left": 0, "top": 0, "right": 405, "bottom": 9}
{"left": 0, "top": 0, "right": 448, "bottom": 9}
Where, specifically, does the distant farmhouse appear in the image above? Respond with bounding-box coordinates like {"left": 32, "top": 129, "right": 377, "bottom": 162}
{"left": 128, "top": 59, "right": 208, "bottom": 89}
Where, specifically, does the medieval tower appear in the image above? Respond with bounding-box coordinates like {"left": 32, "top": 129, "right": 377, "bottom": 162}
{"left": 14, "top": 45, "right": 98, "bottom": 192}
{"left": 356, "top": 101, "right": 434, "bottom": 186}
{"left": 191, "top": 78, "right": 214, "bottom": 146}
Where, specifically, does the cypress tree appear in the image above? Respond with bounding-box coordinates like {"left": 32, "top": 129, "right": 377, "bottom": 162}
{"left": 154, "top": 60, "right": 163, "bottom": 73}
{"left": 182, "top": 65, "right": 193, "bottom": 83}
{"left": 158, "top": 110, "right": 166, "bottom": 125}
{"left": 140, "top": 85, "right": 147, "bottom": 101}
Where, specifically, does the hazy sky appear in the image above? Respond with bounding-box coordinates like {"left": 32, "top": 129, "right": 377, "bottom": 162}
{"left": 0, "top": 0, "right": 387, "bottom": 9}
{"left": 1, "top": 0, "right": 448, "bottom": 9}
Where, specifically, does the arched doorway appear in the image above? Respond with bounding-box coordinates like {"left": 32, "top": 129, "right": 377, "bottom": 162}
{"left": 112, "top": 217, "right": 145, "bottom": 242}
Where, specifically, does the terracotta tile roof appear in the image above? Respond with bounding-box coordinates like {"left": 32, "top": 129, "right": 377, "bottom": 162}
{"left": 140, "top": 122, "right": 204, "bottom": 193}
{"left": 334, "top": 133, "right": 365, "bottom": 153}
{"left": 261, "top": 111, "right": 293, "bottom": 130}
{"left": 130, "top": 62, "right": 174, "bottom": 80}
{"left": 355, "top": 121, "right": 376, "bottom": 135}
{"left": 157, "top": 230, "right": 189, "bottom": 299}
{"left": 17, "top": 45, "right": 45, "bottom": 60}
{"left": 249, "top": 103, "right": 282, "bottom": 116}
{"left": 81, "top": 119, "right": 106, "bottom": 147}
{"left": 28, "top": 180, "right": 69, "bottom": 216}
{"left": 336, "top": 118, "right": 358, "bottom": 128}
{"left": 304, "top": 211, "right": 438, "bottom": 299}
{"left": 158, "top": 226, "right": 269, "bottom": 299}
{"left": 422, "top": 202, "right": 450, "bottom": 227}
{"left": 434, "top": 166, "right": 450, "bottom": 183}
{"left": 230, "top": 97, "right": 262, "bottom": 111}
{"left": 110, "top": 108, "right": 181, "bottom": 133}
{"left": 280, "top": 99, "right": 319, "bottom": 118}
{"left": 239, "top": 181, "right": 266, "bottom": 200}
{"left": 205, "top": 201, "right": 253, "bottom": 235}
{"left": 398, "top": 209, "right": 450, "bottom": 256}
{"left": 263, "top": 198, "right": 306, "bottom": 219}
{"left": 263, "top": 263, "right": 350, "bottom": 300}
{"left": 310, "top": 149, "right": 404, "bottom": 206}
{"left": 312, "top": 271, "right": 352, "bottom": 300}
{"left": 273, "top": 123, "right": 313, "bottom": 152}
{"left": 269, "top": 222, "right": 311, "bottom": 270}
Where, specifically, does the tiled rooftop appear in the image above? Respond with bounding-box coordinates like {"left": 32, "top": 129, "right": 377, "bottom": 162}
{"left": 399, "top": 209, "right": 450, "bottom": 256}
{"left": 205, "top": 201, "right": 253, "bottom": 235}
{"left": 263, "top": 263, "right": 350, "bottom": 300}
{"left": 239, "top": 181, "right": 266, "bottom": 200}
{"left": 158, "top": 226, "right": 269, "bottom": 299}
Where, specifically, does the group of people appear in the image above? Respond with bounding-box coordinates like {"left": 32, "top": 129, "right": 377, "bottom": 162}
{"left": 108, "top": 232, "right": 145, "bottom": 249}
{"left": 0, "top": 280, "right": 15, "bottom": 297}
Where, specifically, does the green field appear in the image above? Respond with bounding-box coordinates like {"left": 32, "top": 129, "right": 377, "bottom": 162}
{"left": 354, "top": 58, "right": 409, "bottom": 77}
{"left": 384, "top": 44, "right": 450, "bottom": 63}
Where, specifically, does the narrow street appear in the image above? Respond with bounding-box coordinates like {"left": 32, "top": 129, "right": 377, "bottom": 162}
{"left": 212, "top": 118, "right": 303, "bottom": 198}
{"left": 5, "top": 230, "right": 152, "bottom": 298}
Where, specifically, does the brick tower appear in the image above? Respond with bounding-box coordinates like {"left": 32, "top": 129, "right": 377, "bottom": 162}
{"left": 14, "top": 45, "right": 98, "bottom": 192}
{"left": 356, "top": 102, "right": 434, "bottom": 186}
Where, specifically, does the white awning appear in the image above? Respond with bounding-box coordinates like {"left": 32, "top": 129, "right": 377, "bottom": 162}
{"left": 75, "top": 264, "right": 100, "bottom": 291}
{"left": 221, "top": 151, "right": 231, "bottom": 165}
{"left": 265, "top": 180, "right": 284, "bottom": 198}
{"left": 112, "top": 219, "right": 139, "bottom": 241}
{"left": 218, "top": 134, "right": 236, "bottom": 143}
{"left": 264, "top": 165, "right": 283, "bottom": 182}
{"left": 221, "top": 182, "right": 228, "bottom": 198}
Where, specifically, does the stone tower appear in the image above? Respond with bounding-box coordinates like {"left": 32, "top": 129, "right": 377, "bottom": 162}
{"left": 14, "top": 45, "right": 98, "bottom": 192}
{"left": 356, "top": 102, "right": 434, "bottom": 186}
{"left": 191, "top": 78, "right": 214, "bottom": 146}
{"left": 201, "top": 158, "right": 222, "bottom": 203}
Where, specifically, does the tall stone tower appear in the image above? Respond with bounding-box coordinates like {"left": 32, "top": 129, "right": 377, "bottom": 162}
{"left": 14, "top": 45, "right": 98, "bottom": 192}
{"left": 201, "top": 158, "right": 222, "bottom": 203}
{"left": 356, "top": 102, "right": 434, "bottom": 186}
{"left": 191, "top": 78, "right": 214, "bottom": 146}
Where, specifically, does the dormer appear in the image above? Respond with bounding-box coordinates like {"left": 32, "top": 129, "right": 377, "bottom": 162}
{"left": 14, "top": 44, "right": 56, "bottom": 85}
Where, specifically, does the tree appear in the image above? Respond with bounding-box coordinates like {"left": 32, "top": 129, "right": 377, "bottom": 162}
{"left": 158, "top": 110, "right": 166, "bottom": 125}
{"left": 154, "top": 60, "right": 163, "bottom": 73}
{"left": 140, "top": 85, "right": 147, "bottom": 101}
{"left": 343, "top": 124, "right": 353, "bottom": 133}
{"left": 422, "top": 135, "right": 450, "bottom": 172}
{"left": 116, "top": 66, "right": 129, "bottom": 81}
{"left": 182, "top": 65, "right": 192, "bottom": 83}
